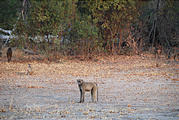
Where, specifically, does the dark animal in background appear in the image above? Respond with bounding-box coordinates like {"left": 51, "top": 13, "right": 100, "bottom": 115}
{"left": 7, "top": 47, "right": 12, "bottom": 62}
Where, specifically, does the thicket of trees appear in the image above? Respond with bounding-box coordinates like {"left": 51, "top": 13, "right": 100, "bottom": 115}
{"left": 0, "top": 0, "right": 179, "bottom": 58}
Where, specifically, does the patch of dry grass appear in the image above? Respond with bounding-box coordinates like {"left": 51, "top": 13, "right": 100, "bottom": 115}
{"left": 0, "top": 48, "right": 178, "bottom": 80}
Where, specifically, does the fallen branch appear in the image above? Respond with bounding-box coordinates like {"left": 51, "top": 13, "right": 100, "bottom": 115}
{"left": 22, "top": 48, "right": 38, "bottom": 55}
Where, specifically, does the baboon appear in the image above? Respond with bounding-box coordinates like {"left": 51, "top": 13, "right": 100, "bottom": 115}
{"left": 155, "top": 46, "right": 162, "bottom": 59}
{"left": 27, "top": 64, "right": 32, "bottom": 75}
{"left": 168, "top": 47, "right": 179, "bottom": 61}
{"left": 173, "top": 48, "right": 179, "bottom": 61}
{"left": 7, "top": 47, "right": 12, "bottom": 62}
{"left": 77, "top": 79, "right": 98, "bottom": 103}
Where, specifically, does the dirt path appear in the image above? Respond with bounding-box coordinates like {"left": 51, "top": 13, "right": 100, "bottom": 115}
{"left": 0, "top": 55, "right": 179, "bottom": 119}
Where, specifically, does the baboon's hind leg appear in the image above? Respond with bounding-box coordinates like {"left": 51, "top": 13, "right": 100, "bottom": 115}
{"left": 81, "top": 91, "right": 85, "bottom": 103}
{"left": 91, "top": 88, "right": 97, "bottom": 102}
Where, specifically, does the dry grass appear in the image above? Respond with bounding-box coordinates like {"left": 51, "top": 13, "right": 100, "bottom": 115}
{"left": 0, "top": 48, "right": 178, "bottom": 80}
{"left": 0, "top": 48, "right": 178, "bottom": 120}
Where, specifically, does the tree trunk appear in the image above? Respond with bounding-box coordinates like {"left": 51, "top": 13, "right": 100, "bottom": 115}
{"left": 118, "top": 29, "right": 123, "bottom": 52}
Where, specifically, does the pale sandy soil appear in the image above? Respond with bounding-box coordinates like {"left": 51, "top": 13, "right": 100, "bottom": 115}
{"left": 0, "top": 54, "right": 179, "bottom": 120}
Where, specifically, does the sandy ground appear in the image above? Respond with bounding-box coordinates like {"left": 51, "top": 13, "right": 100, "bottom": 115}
{"left": 0, "top": 54, "right": 179, "bottom": 120}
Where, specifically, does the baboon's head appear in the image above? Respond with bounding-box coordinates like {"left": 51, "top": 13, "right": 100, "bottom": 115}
{"left": 77, "top": 79, "right": 83, "bottom": 85}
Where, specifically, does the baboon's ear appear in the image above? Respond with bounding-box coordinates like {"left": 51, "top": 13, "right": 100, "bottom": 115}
{"left": 80, "top": 79, "right": 83, "bottom": 83}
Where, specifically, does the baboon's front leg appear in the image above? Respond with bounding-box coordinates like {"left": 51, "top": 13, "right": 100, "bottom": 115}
{"left": 79, "top": 90, "right": 83, "bottom": 103}
{"left": 91, "top": 89, "right": 95, "bottom": 102}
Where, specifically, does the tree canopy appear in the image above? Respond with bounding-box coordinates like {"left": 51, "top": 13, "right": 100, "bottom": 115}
{"left": 0, "top": 0, "right": 179, "bottom": 57}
